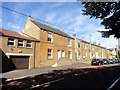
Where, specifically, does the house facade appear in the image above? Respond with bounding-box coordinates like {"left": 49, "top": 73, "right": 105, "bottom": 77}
{"left": 118, "top": 39, "right": 120, "bottom": 51}
{"left": 73, "top": 34, "right": 113, "bottom": 64}
{"left": 0, "top": 29, "right": 39, "bottom": 69}
{"left": 22, "top": 17, "right": 75, "bottom": 68}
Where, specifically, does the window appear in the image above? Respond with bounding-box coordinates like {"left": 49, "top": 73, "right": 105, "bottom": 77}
{"left": 62, "top": 50, "right": 65, "bottom": 58}
{"left": 78, "top": 43, "right": 80, "bottom": 48}
{"left": 8, "top": 38, "right": 15, "bottom": 46}
{"left": 48, "top": 49, "right": 52, "bottom": 59}
{"left": 86, "top": 51, "right": 87, "bottom": 57}
{"left": 68, "top": 38, "right": 71, "bottom": 46}
{"left": 18, "top": 39, "right": 24, "bottom": 47}
{"left": 48, "top": 33, "right": 53, "bottom": 43}
{"left": 26, "top": 41, "right": 32, "bottom": 48}
{"left": 78, "top": 51, "right": 80, "bottom": 56}
{"left": 85, "top": 44, "right": 87, "bottom": 49}
{"left": 68, "top": 51, "right": 72, "bottom": 59}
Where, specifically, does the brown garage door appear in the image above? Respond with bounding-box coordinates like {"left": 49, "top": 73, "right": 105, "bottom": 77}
{"left": 10, "top": 56, "right": 29, "bottom": 69}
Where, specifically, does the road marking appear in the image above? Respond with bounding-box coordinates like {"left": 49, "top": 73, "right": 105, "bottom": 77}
{"left": 107, "top": 77, "right": 120, "bottom": 90}
{"left": 25, "top": 78, "right": 64, "bottom": 90}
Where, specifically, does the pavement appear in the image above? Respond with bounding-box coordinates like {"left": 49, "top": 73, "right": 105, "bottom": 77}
{"left": 0, "top": 62, "right": 90, "bottom": 80}
{"left": 1, "top": 62, "right": 120, "bottom": 81}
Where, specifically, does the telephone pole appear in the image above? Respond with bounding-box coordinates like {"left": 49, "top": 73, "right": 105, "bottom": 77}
{"left": 89, "top": 33, "right": 92, "bottom": 62}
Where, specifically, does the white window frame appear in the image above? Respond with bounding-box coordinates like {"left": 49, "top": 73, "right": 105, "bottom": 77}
{"left": 62, "top": 50, "right": 65, "bottom": 58}
{"left": 48, "top": 49, "right": 53, "bottom": 59}
{"left": 8, "top": 38, "right": 15, "bottom": 46}
{"left": 18, "top": 39, "right": 24, "bottom": 47}
{"left": 68, "top": 38, "right": 71, "bottom": 46}
{"left": 85, "top": 44, "right": 87, "bottom": 49}
{"left": 68, "top": 51, "right": 72, "bottom": 59}
{"left": 86, "top": 51, "right": 87, "bottom": 57}
{"left": 48, "top": 33, "right": 53, "bottom": 43}
{"left": 26, "top": 41, "right": 32, "bottom": 48}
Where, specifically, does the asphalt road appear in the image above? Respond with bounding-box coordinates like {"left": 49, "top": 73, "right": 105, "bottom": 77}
{"left": 2, "top": 65, "right": 120, "bottom": 90}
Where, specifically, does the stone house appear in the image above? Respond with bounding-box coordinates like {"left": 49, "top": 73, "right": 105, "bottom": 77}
{"left": 73, "top": 34, "right": 113, "bottom": 64}
{"left": 0, "top": 28, "right": 39, "bottom": 69}
{"left": 22, "top": 17, "right": 75, "bottom": 68}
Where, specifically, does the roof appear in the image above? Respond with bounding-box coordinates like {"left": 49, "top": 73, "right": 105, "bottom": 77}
{"left": 0, "top": 29, "right": 39, "bottom": 41}
{"left": 31, "top": 20, "right": 73, "bottom": 39}
{"left": 77, "top": 38, "right": 106, "bottom": 49}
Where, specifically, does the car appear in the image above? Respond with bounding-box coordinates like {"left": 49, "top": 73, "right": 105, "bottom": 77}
{"left": 112, "top": 59, "right": 119, "bottom": 63}
{"left": 108, "top": 59, "right": 114, "bottom": 64}
{"left": 101, "top": 59, "right": 110, "bottom": 64}
{"left": 91, "top": 59, "right": 102, "bottom": 65}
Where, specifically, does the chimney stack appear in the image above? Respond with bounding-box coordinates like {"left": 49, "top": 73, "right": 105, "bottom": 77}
{"left": 27, "top": 16, "right": 35, "bottom": 21}
{"left": 93, "top": 41, "right": 96, "bottom": 45}
{"left": 81, "top": 37, "right": 84, "bottom": 40}
{"left": 72, "top": 34, "right": 76, "bottom": 37}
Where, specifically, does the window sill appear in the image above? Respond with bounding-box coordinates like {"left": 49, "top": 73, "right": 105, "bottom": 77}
{"left": 47, "top": 58, "right": 53, "bottom": 60}
{"left": 26, "top": 47, "right": 32, "bottom": 49}
{"left": 8, "top": 45, "right": 15, "bottom": 47}
{"left": 48, "top": 41, "right": 53, "bottom": 44}
{"left": 18, "top": 46, "right": 24, "bottom": 48}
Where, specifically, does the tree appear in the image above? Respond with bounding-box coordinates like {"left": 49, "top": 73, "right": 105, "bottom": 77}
{"left": 82, "top": 2, "right": 120, "bottom": 38}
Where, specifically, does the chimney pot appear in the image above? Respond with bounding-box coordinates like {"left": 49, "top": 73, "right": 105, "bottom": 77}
{"left": 72, "top": 34, "right": 76, "bottom": 37}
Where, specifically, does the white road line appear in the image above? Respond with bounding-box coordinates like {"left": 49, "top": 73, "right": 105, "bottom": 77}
{"left": 107, "top": 77, "right": 120, "bottom": 90}
{"left": 25, "top": 78, "right": 64, "bottom": 90}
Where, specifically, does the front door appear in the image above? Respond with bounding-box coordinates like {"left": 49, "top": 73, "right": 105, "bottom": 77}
{"left": 57, "top": 50, "right": 61, "bottom": 60}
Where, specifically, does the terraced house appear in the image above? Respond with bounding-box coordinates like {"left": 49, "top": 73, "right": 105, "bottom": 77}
{"left": 22, "top": 17, "right": 75, "bottom": 68}
{"left": 0, "top": 29, "right": 39, "bottom": 70}
{"left": 73, "top": 34, "right": 113, "bottom": 64}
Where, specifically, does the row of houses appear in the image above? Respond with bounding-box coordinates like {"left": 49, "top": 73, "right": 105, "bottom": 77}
{"left": 0, "top": 16, "right": 116, "bottom": 70}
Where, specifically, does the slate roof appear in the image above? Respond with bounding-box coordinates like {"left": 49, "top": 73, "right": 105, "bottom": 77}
{"left": 31, "top": 20, "right": 73, "bottom": 39}
{"left": 0, "top": 29, "right": 39, "bottom": 41}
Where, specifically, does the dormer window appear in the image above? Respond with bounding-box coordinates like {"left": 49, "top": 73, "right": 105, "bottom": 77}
{"left": 48, "top": 33, "right": 53, "bottom": 43}
{"left": 8, "top": 38, "right": 15, "bottom": 46}
{"left": 18, "top": 39, "right": 24, "bottom": 47}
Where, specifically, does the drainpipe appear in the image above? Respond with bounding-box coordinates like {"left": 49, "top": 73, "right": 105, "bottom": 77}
{"left": 33, "top": 42, "right": 36, "bottom": 69}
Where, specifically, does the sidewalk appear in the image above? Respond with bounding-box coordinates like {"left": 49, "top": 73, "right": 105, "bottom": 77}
{"left": 0, "top": 62, "right": 90, "bottom": 80}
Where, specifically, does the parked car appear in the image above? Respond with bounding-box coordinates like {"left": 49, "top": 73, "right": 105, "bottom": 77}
{"left": 91, "top": 59, "right": 103, "bottom": 65}
{"left": 101, "top": 59, "right": 110, "bottom": 64}
{"left": 108, "top": 59, "right": 115, "bottom": 64}
{"left": 112, "top": 59, "right": 119, "bottom": 63}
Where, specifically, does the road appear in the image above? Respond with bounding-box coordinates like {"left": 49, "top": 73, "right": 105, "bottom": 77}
{"left": 2, "top": 65, "right": 120, "bottom": 90}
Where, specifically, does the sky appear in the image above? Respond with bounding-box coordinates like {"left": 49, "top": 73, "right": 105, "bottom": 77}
{"left": 1, "top": 1, "right": 118, "bottom": 49}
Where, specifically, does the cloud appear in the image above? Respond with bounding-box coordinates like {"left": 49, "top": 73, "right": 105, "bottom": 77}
{"left": 45, "top": 12, "right": 56, "bottom": 22}
{"left": 50, "top": 2, "right": 64, "bottom": 8}
{"left": 7, "top": 22, "right": 21, "bottom": 32}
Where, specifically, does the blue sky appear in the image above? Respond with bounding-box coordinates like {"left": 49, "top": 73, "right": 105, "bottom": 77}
{"left": 1, "top": 2, "right": 118, "bottom": 48}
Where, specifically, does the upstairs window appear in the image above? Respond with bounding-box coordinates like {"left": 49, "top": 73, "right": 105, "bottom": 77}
{"left": 78, "top": 51, "right": 80, "bottom": 56}
{"left": 18, "top": 39, "right": 24, "bottom": 47}
{"left": 48, "top": 33, "right": 53, "bottom": 43}
{"left": 8, "top": 38, "right": 15, "bottom": 46}
{"left": 48, "top": 49, "right": 53, "bottom": 59}
{"left": 26, "top": 41, "right": 32, "bottom": 48}
{"left": 68, "top": 38, "right": 71, "bottom": 46}
{"left": 85, "top": 44, "right": 87, "bottom": 49}
{"left": 78, "top": 43, "right": 80, "bottom": 48}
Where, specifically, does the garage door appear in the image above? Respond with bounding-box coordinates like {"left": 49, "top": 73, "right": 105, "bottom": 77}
{"left": 10, "top": 56, "right": 29, "bottom": 69}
